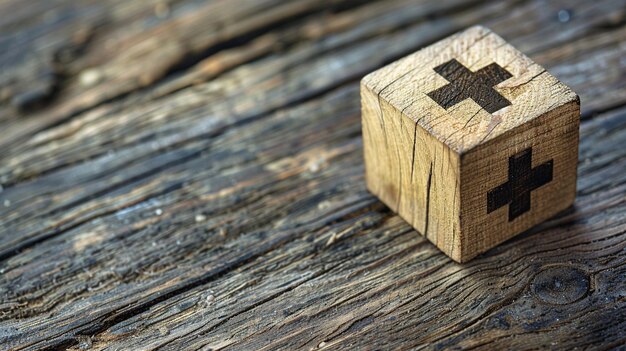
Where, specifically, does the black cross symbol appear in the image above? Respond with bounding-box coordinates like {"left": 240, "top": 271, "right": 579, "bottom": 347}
{"left": 487, "top": 147, "right": 553, "bottom": 221}
{"left": 427, "top": 59, "right": 513, "bottom": 114}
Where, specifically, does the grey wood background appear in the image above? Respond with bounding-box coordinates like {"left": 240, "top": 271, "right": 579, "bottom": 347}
{"left": 0, "top": 0, "right": 625, "bottom": 350}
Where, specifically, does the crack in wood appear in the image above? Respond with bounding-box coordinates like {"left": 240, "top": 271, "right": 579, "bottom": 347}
{"left": 424, "top": 162, "right": 434, "bottom": 238}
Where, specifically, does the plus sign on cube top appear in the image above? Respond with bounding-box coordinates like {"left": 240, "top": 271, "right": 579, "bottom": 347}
{"left": 361, "top": 25, "right": 579, "bottom": 262}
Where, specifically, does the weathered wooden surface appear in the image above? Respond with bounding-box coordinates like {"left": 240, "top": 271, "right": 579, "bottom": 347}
{"left": 0, "top": 0, "right": 625, "bottom": 350}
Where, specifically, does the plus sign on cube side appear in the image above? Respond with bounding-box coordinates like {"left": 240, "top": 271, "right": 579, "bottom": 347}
{"left": 361, "top": 25, "right": 579, "bottom": 262}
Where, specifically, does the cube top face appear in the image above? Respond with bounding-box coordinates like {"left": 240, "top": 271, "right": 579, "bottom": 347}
{"left": 361, "top": 25, "right": 578, "bottom": 154}
{"left": 361, "top": 25, "right": 580, "bottom": 262}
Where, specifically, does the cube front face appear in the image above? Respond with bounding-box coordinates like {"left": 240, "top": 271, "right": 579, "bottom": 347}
{"left": 361, "top": 25, "right": 579, "bottom": 262}
{"left": 459, "top": 100, "right": 579, "bottom": 260}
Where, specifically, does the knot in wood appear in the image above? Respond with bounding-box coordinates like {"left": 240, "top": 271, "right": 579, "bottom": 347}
{"left": 530, "top": 266, "right": 590, "bottom": 305}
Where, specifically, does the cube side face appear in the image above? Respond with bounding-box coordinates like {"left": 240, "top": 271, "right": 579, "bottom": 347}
{"left": 361, "top": 82, "right": 462, "bottom": 260}
{"left": 459, "top": 99, "right": 580, "bottom": 261}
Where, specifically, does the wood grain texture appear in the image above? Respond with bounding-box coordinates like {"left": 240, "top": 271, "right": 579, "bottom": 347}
{"left": 0, "top": 0, "right": 625, "bottom": 350}
{"left": 461, "top": 99, "right": 579, "bottom": 260}
{"left": 362, "top": 25, "right": 579, "bottom": 261}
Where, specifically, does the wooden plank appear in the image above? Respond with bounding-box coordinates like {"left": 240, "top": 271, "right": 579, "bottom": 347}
{"left": 0, "top": 0, "right": 362, "bottom": 150}
{"left": 67, "top": 104, "right": 626, "bottom": 351}
{"left": 2, "top": 88, "right": 624, "bottom": 350}
{"left": 0, "top": 0, "right": 519, "bottom": 259}
{"left": 0, "top": 0, "right": 625, "bottom": 350}
{"left": 19, "top": 93, "right": 622, "bottom": 351}
{"left": 3, "top": 0, "right": 625, "bottom": 185}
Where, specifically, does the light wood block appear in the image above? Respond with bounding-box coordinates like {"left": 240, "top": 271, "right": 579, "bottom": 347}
{"left": 361, "top": 25, "right": 580, "bottom": 262}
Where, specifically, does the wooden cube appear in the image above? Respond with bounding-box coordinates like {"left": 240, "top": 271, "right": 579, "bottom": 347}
{"left": 361, "top": 25, "right": 579, "bottom": 262}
